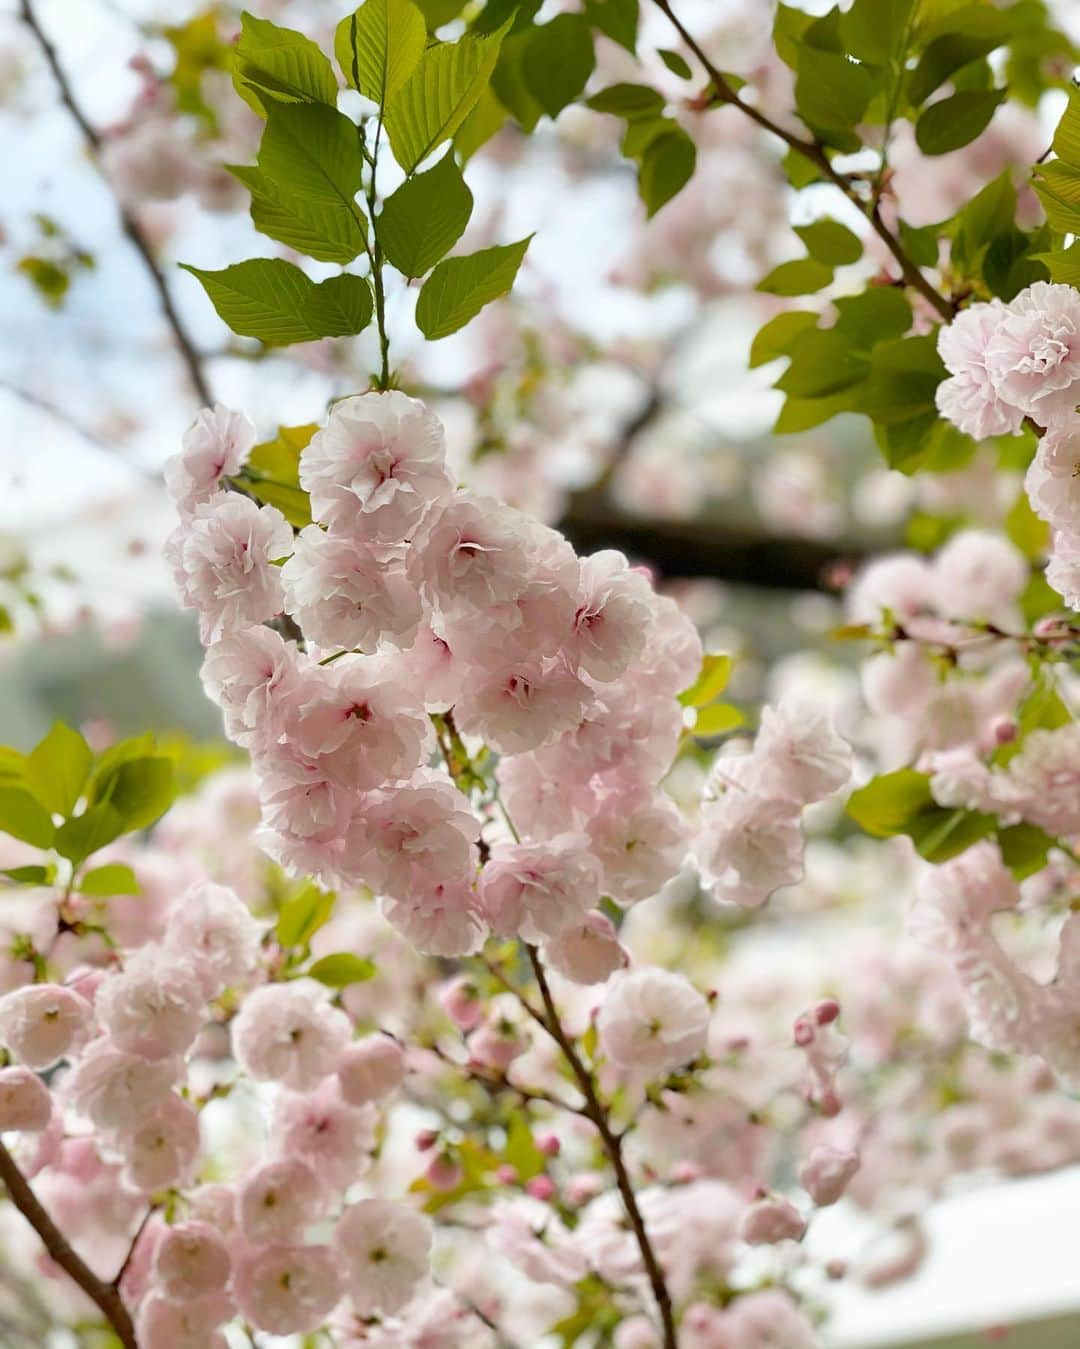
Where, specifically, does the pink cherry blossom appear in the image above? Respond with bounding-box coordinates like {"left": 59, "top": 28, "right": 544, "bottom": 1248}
{"left": 152, "top": 1219, "right": 231, "bottom": 1301}
{"left": 0, "top": 983, "right": 92, "bottom": 1069}
{"left": 0, "top": 1066, "right": 52, "bottom": 1131}
{"left": 163, "top": 881, "right": 263, "bottom": 997}
{"left": 164, "top": 404, "right": 255, "bottom": 516}
{"left": 65, "top": 1038, "right": 180, "bottom": 1131}
{"left": 135, "top": 1292, "right": 232, "bottom": 1349}
{"left": 479, "top": 835, "right": 599, "bottom": 940}
{"left": 237, "top": 1156, "right": 326, "bottom": 1243}
{"left": 95, "top": 946, "right": 205, "bottom": 1060}
{"left": 566, "top": 550, "right": 655, "bottom": 681}
{"left": 337, "top": 1033, "right": 406, "bottom": 1106}
{"left": 335, "top": 1198, "right": 432, "bottom": 1315}
{"left": 747, "top": 695, "right": 853, "bottom": 804}
{"left": 935, "top": 300, "right": 1025, "bottom": 440}
{"left": 984, "top": 281, "right": 1080, "bottom": 426}
{"left": 597, "top": 968, "right": 709, "bottom": 1075}
{"left": 543, "top": 910, "right": 628, "bottom": 984}
{"left": 1025, "top": 424, "right": 1080, "bottom": 533}
{"left": 738, "top": 1195, "right": 807, "bottom": 1244}
{"left": 233, "top": 1242, "right": 344, "bottom": 1336}
{"left": 200, "top": 626, "right": 303, "bottom": 749}
{"left": 272, "top": 1078, "right": 376, "bottom": 1192}
{"left": 119, "top": 1092, "right": 200, "bottom": 1191}
{"left": 798, "top": 1145, "right": 860, "bottom": 1206}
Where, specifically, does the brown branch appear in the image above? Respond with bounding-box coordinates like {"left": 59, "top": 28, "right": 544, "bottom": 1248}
{"left": 524, "top": 945, "right": 678, "bottom": 1349}
{"left": 0, "top": 1139, "right": 137, "bottom": 1348}
{"left": 19, "top": 0, "right": 213, "bottom": 407}
{"left": 650, "top": 0, "right": 954, "bottom": 322}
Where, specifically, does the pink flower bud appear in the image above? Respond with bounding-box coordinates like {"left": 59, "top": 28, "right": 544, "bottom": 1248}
{"left": 739, "top": 1196, "right": 807, "bottom": 1246}
{"left": 439, "top": 976, "right": 484, "bottom": 1031}
{"left": 798, "top": 1145, "right": 860, "bottom": 1206}
{"left": 814, "top": 999, "right": 840, "bottom": 1026}
{"left": 992, "top": 718, "right": 1018, "bottom": 745}
{"left": 416, "top": 1129, "right": 439, "bottom": 1153}
{"left": 425, "top": 1153, "right": 463, "bottom": 1191}
{"left": 793, "top": 1017, "right": 815, "bottom": 1047}
{"left": 496, "top": 1164, "right": 518, "bottom": 1185}
{"left": 525, "top": 1175, "right": 555, "bottom": 1201}
{"left": 537, "top": 1132, "right": 561, "bottom": 1158}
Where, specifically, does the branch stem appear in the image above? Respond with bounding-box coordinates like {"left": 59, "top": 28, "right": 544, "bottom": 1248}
{"left": 0, "top": 1139, "right": 137, "bottom": 1348}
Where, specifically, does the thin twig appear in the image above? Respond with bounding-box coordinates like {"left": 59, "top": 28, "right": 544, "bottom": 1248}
{"left": 0, "top": 1139, "right": 137, "bottom": 1348}
{"left": 650, "top": 0, "right": 954, "bottom": 322}
{"left": 19, "top": 0, "right": 213, "bottom": 406}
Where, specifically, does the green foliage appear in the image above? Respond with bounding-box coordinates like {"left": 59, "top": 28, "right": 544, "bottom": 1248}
{"left": 78, "top": 864, "right": 141, "bottom": 898}
{"left": 377, "top": 152, "right": 474, "bottom": 278}
{"left": 756, "top": 259, "right": 834, "bottom": 297}
{"left": 915, "top": 88, "right": 1006, "bottom": 156}
{"left": 416, "top": 237, "right": 532, "bottom": 339}
{"left": 25, "top": 722, "right": 91, "bottom": 817}
{"left": 658, "top": 48, "right": 692, "bottom": 80}
{"left": 232, "top": 12, "right": 338, "bottom": 115}
{"left": 242, "top": 424, "right": 316, "bottom": 527}
{"left": 307, "top": 953, "right": 377, "bottom": 987}
{"left": 0, "top": 787, "right": 54, "bottom": 849}
{"left": 691, "top": 704, "right": 745, "bottom": 737}
{"left": 522, "top": 14, "right": 596, "bottom": 119}
{"left": 385, "top": 23, "right": 510, "bottom": 173}
{"left": 335, "top": 0, "right": 427, "bottom": 102}
{"left": 180, "top": 260, "right": 373, "bottom": 346}
{"left": 584, "top": 0, "right": 639, "bottom": 53}
{"left": 794, "top": 219, "right": 863, "bottom": 266}
{"left": 277, "top": 882, "right": 336, "bottom": 949}
{"left": 638, "top": 129, "right": 696, "bottom": 218}
{"left": 846, "top": 769, "right": 995, "bottom": 863}
{"left": 678, "top": 654, "right": 733, "bottom": 708}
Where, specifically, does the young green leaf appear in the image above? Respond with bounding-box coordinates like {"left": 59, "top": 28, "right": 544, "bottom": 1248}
{"left": 182, "top": 260, "right": 373, "bottom": 346}
{"left": 584, "top": 0, "right": 639, "bottom": 54}
{"left": 232, "top": 166, "right": 367, "bottom": 264}
{"left": 277, "top": 883, "right": 335, "bottom": 948}
{"left": 638, "top": 127, "right": 696, "bottom": 216}
{"left": 757, "top": 258, "right": 834, "bottom": 297}
{"left": 386, "top": 25, "right": 510, "bottom": 173}
{"left": 25, "top": 722, "right": 92, "bottom": 818}
{"left": 307, "top": 953, "right": 377, "bottom": 987}
{"left": 334, "top": 0, "right": 427, "bottom": 104}
{"left": 233, "top": 12, "right": 338, "bottom": 115}
{"left": 54, "top": 805, "right": 125, "bottom": 864}
{"left": 915, "top": 88, "right": 1006, "bottom": 155}
{"left": 748, "top": 311, "right": 819, "bottom": 368}
{"left": 415, "top": 235, "right": 531, "bottom": 339}
{"left": 377, "top": 152, "right": 474, "bottom": 277}
{"left": 657, "top": 48, "right": 692, "bottom": 80}
{"left": 586, "top": 83, "right": 665, "bottom": 118}
{"left": 78, "top": 863, "right": 141, "bottom": 898}
{"left": 1051, "top": 90, "right": 1080, "bottom": 166}
{"left": 0, "top": 787, "right": 55, "bottom": 849}
{"left": 691, "top": 704, "right": 744, "bottom": 737}
{"left": 678, "top": 653, "right": 733, "bottom": 707}
{"left": 793, "top": 219, "right": 863, "bottom": 266}
{"left": 521, "top": 14, "right": 596, "bottom": 119}
{"left": 94, "top": 757, "right": 175, "bottom": 832}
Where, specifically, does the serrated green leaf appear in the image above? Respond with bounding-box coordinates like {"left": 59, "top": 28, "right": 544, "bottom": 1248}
{"left": 378, "top": 152, "right": 473, "bottom": 278}
{"left": 0, "top": 787, "right": 54, "bottom": 849}
{"left": 1034, "top": 240, "right": 1080, "bottom": 286}
{"left": 277, "top": 883, "right": 335, "bottom": 948}
{"left": 638, "top": 127, "right": 696, "bottom": 217}
{"left": 244, "top": 424, "right": 316, "bottom": 527}
{"left": 522, "top": 14, "right": 596, "bottom": 119}
{"left": 847, "top": 769, "right": 995, "bottom": 862}
{"left": 233, "top": 12, "right": 338, "bottom": 115}
{"left": 335, "top": 0, "right": 427, "bottom": 104}
{"left": 678, "top": 653, "right": 733, "bottom": 707}
{"left": 231, "top": 167, "right": 364, "bottom": 264}
{"left": 79, "top": 864, "right": 141, "bottom": 898}
{"left": 748, "top": 311, "right": 819, "bottom": 368}
{"left": 25, "top": 723, "right": 92, "bottom": 818}
{"left": 307, "top": 952, "right": 377, "bottom": 987}
{"left": 93, "top": 757, "right": 175, "bottom": 832}
{"left": 757, "top": 258, "right": 834, "bottom": 297}
{"left": 794, "top": 219, "right": 863, "bottom": 266}
{"left": 416, "top": 235, "right": 531, "bottom": 339}
{"left": 658, "top": 48, "right": 692, "bottom": 80}
{"left": 907, "top": 30, "right": 1007, "bottom": 105}
{"left": 455, "top": 85, "right": 507, "bottom": 160}
{"left": 915, "top": 87, "right": 1006, "bottom": 155}
{"left": 182, "top": 260, "right": 373, "bottom": 346}
{"left": 54, "top": 805, "right": 124, "bottom": 863}
{"left": 386, "top": 25, "right": 509, "bottom": 173}
{"left": 1052, "top": 90, "right": 1080, "bottom": 166}
{"left": 996, "top": 822, "right": 1054, "bottom": 879}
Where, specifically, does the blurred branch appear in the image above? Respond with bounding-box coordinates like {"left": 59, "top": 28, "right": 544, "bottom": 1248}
{"left": 0, "top": 1140, "right": 137, "bottom": 1348}
{"left": 18, "top": 0, "right": 213, "bottom": 406}
{"left": 650, "top": 0, "right": 954, "bottom": 322}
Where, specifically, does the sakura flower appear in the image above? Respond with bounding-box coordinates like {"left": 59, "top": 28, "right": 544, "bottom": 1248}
{"left": 164, "top": 404, "right": 254, "bottom": 516}
{"left": 337, "top": 1033, "right": 406, "bottom": 1106}
{"left": 998, "top": 723, "right": 1080, "bottom": 837}
{"left": 543, "top": 910, "right": 628, "bottom": 984}
{"left": 488, "top": 1196, "right": 587, "bottom": 1287}
{"left": 984, "top": 281, "right": 1080, "bottom": 426}
{"left": 415, "top": 492, "right": 533, "bottom": 611}
{"left": 163, "top": 881, "right": 263, "bottom": 997}
{"left": 272, "top": 1078, "right": 376, "bottom": 1192}
{"left": 0, "top": 1065, "right": 51, "bottom": 1131}
{"left": 798, "top": 1145, "right": 860, "bottom": 1207}
{"left": 726, "top": 1289, "right": 818, "bottom": 1348}
{"left": 586, "top": 788, "right": 687, "bottom": 905}
{"left": 935, "top": 300, "right": 1024, "bottom": 440}
{"left": 200, "top": 626, "right": 302, "bottom": 749}
{"left": 566, "top": 550, "right": 654, "bottom": 681}
{"left": 152, "top": 1220, "right": 232, "bottom": 1301}
{"left": 1025, "top": 423, "right": 1080, "bottom": 533}
{"left": 165, "top": 492, "right": 293, "bottom": 643}
{"left": 233, "top": 1242, "right": 344, "bottom": 1336}
{"left": 696, "top": 790, "right": 804, "bottom": 908}
{"left": 232, "top": 980, "right": 351, "bottom": 1090}
{"left": 136, "top": 1292, "right": 232, "bottom": 1349}
{"left": 479, "top": 835, "right": 599, "bottom": 940}
{"left": 455, "top": 657, "right": 593, "bottom": 755}
{"left": 120, "top": 1093, "right": 200, "bottom": 1191}
{"left": 597, "top": 968, "right": 709, "bottom": 1075}
{"left": 65, "top": 1038, "right": 179, "bottom": 1131}
{"left": 747, "top": 695, "right": 853, "bottom": 805}
{"left": 95, "top": 946, "right": 205, "bottom": 1060}
{"left": 282, "top": 527, "right": 422, "bottom": 653}
{"left": 380, "top": 879, "right": 487, "bottom": 957}
{"left": 0, "top": 983, "right": 92, "bottom": 1069}
{"left": 739, "top": 1196, "right": 807, "bottom": 1245}
{"left": 1047, "top": 528, "right": 1080, "bottom": 610}
{"left": 237, "top": 1156, "right": 327, "bottom": 1243}
{"left": 300, "top": 390, "right": 451, "bottom": 542}
{"left": 335, "top": 1198, "right": 432, "bottom": 1315}
{"left": 932, "top": 529, "right": 1028, "bottom": 625}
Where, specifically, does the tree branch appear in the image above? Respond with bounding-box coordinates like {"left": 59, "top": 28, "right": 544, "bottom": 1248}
{"left": 19, "top": 0, "right": 213, "bottom": 407}
{"left": 0, "top": 1139, "right": 137, "bottom": 1348}
{"left": 649, "top": 0, "right": 954, "bottom": 322}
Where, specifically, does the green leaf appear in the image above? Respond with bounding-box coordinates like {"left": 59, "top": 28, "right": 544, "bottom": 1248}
{"left": 455, "top": 86, "right": 507, "bottom": 160}
{"left": 302, "top": 273, "right": 374, "bottom": 337}
{"left": 244, "top": 424, "right": 316, "bottom": 527}
{"left": 1033, "top": 160, "right": 1080, "bottom": 234}
{"left": 1034, "top": 240, "right": 1080, "bottom": 287}
{"left": 415, "top": 236, "right": 531, "bottom": 339}
{"left": 93, "top": 757, "right": 175, "bottom": 832}
{"left": 1, "top": 865, "right": 52, "bottom": 885}
{"left": 678, "top": 653, "right": 733, "bottom": 707}
{"left": 658, "top": 48, "right": 692, "bottom": 80}
{"left": 846, "top": 770, "right": 994, "bottom": 862}
{"left": 54, "top": 806, "right": 124, "bottom": 863}
{"left": 414, "top": 0, "right": 467, "bottom": 28}
{"left": 586, "top": 83, "right": 664, "bottom": 118}
{"left": 233, "top": 12, "right": 338, "bottom": 115}
{"left": 491, "top": 32, "right": 544, "bottom": 132}
{"left": 996, "top": 822, "right": 1054, "bottom": 880}
{"left": 522, "top": 14, "right": 596, "bottom": 119}
{"left": 277, "top": 882, "right": 335, "bottom": 948}
{"left": 1052, "top": 90, "right": 1080, "bottom": 166}
{"left": 691, "top": 703, "right": 744, "bottom": 737}
{"left": 386, "top": 25, "right": 510, "bottom": 173}
{"left": 504, "top": 1113, "right": 545, "bottom": 1181}
{"left": 584, "top": 0, "right": 638, "bottom": 54}
{"left": 833, "top": 288, "right": 914, "bottom": 346}
{"left": 757, "top": 258, "right": 834, "bottom": 297}
{"left": 307, "top": 952, "right": 377, "bottom": 987}
{"left": 899, "top": 219, "right": 941, "bottom": 268}
{"left": 638, "top": 127, "right": 696, "bottom": 217}
{"left": 256, "top": 102, "right": 365, "bottom": 244}
{"left": 749, "top": 311, "right": 819, "bottom": 368}
{"left": 1005, "top": 488, "right": 1049, "bottom": 560}
{"left": 25, "top": 723, "right": 92, "bottom": 818}
{"left": 181, "top": 260, "right": 373, "bottom": 346}
{"left": 794, "top": 49, "right": 875, "bottom": 148}
{"left": 915, "top": 88, "right": 1006, "bottom": 155}
{"left": 335, "top": 0, "right": 427, "bottom": 104}
{"left": 908, "top": 30, "right": 1009, "bottom": 105}
{"left": 775, "top": 328, "right": 870, "bottom": 398}
{"left": 0, "top": 787, "right": 54, "bottom": 849}
{"left": 232, "top": 166, "right": 365, "bottom": 265}
{"left": 378, "top": 152, "right": 473, "bottom": 278}
{"left": 840, "top": 0, "right": 916, "bottom": 65}
{"left": 794, "top": 219, "right": 863, "bottom": 266}
{"left": 78, "top": 863, "right": 141, "bottom": 898}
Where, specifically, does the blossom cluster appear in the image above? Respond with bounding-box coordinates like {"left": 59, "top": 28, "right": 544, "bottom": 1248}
{"left": 934, "top": 281, "right": 1080, "bottom": 608}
